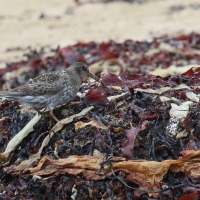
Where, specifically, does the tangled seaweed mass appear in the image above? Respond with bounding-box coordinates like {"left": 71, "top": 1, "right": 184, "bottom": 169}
{"left": 1, "top": 33, "right": 200, "bottom": 199}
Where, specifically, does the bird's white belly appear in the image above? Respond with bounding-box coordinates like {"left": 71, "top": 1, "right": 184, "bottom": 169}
{"left": 20, "top": 95, "right": 50, "bottom": 109}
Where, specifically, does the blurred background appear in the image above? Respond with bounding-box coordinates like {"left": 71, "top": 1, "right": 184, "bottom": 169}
{"left": 0, "top": 0, "right": 200, "bottom": 67}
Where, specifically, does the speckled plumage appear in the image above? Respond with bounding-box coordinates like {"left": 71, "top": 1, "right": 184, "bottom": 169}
{"left": 0, "top": 62, "right": 103, "bottom": 121}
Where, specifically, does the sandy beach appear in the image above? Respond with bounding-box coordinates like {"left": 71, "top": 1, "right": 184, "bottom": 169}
{"left": 0, "top": 0, "right": 200, "bottom": 65}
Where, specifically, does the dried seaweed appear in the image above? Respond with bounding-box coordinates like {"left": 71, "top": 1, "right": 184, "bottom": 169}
{"left": 1, "top": 32, "right": 200, "bottom": 199}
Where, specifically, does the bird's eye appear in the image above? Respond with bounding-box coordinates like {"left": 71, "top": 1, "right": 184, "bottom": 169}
{"left": 81, "top": 65, "right": 87, "bottom": 71}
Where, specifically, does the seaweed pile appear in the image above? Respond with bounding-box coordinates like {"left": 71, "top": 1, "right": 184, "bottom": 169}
{"left": 1, "top": 33, "right": 200, "bottom": 199}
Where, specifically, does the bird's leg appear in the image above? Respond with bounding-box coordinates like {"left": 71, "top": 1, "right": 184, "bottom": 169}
{"left": 33, "top": 107, "right": 43, "bottom": 115}
{"left": 50, "top": 110, "right": 59, "bottom": 123}
{"left": 33, "top": 107, "right": 59, "bottom": 123}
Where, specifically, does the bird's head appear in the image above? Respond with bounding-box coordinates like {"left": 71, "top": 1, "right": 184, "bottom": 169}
{"left": 71, "top": 62, "right": 89, "bottom": 80}
{"left": 71, "top": 62, "right": 106, "bottom": 86}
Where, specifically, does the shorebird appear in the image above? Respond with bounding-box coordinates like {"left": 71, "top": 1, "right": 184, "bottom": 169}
{"left": 0, "top": 62, "right": 105, "bottom": 122}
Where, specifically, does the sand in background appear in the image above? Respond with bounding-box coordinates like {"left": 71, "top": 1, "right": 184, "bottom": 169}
{"left": 0, "top": 0, "right": 200, "bottom": 66}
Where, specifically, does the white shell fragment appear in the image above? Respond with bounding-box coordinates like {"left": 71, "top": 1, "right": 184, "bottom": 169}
{"left": 166, "top": 101, "right": 193, "bottom": 137}
{"left": 169, "top": 101, "right": 193, "bottom": 120}
{"left": 166, "top": 117, "right": 179, "bottom": 136}
{"left": 186, "top": 92, "right": 199, "bottom": 102}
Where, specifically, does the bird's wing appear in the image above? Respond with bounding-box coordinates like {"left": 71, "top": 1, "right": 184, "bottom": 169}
{"left": 2, "top": 71, "right": 66, "bottom": 96}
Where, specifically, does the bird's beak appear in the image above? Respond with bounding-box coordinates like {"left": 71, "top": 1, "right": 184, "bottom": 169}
{"left": 88, "top": 73, "right": 106, "bottom": 87}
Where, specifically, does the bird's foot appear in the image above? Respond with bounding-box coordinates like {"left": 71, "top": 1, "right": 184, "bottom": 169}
{"left": 50, "top": 110, "right": 59, "bottom": 123}
{"left": 33, "top": 107, "right": 44, "bottom": 115}
{"left": 33, "top": 107, "right": 59, "bottom": 123}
